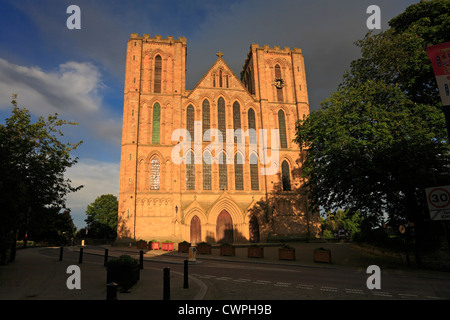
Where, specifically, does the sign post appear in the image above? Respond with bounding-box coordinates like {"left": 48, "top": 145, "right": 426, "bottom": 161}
{"left": 425, "top": 185, "right": 450, "bottom": 220}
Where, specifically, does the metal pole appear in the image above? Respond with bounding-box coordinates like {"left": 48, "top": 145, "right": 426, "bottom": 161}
{"left": 78, "top": 247, "right": 83, "bottom": 264}
{"left": 183, "top": 259, "right": 189, "bottom": 289}
{"left": 163, "top": 267, "right": 170, "bottom": 300}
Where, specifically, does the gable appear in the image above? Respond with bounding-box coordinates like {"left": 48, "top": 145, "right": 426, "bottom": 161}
{"left": 187, "top": 56, "right": 254, "bottom": 100}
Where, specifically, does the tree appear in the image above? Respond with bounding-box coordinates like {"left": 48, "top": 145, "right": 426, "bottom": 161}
{"left": 295, "top": 1, "right": 450, "bottom": 235}
{"left": 0, "top": 95, "right": 82, "bottom": 262}
{"left": 84, "top": 194, "right": 118, "bottom": 240}
{"left": 321, "top": 209, "right": 362, "bottom": 240}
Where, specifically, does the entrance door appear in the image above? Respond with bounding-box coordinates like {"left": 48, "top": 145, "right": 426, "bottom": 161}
{"left": 216, "top": 210, "right": 233, "bottom": 243}
{"left": 190, "top": 215, "right": 201, "bottom": 244}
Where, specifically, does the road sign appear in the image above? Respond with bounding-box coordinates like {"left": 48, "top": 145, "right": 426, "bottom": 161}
{"left": 425, "top": 186, "right": 450, "bottom": 220}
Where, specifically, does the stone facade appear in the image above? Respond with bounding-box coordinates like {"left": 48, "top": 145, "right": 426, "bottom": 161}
{"left": 117, "top": 33, "right": 320, "bottom": 244}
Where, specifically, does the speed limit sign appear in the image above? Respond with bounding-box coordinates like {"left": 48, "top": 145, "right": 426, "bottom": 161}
{"left": 425, "top": 186, "right": 450, "bottom": 220}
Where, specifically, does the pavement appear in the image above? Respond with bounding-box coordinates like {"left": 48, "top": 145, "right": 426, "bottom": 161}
{"left": 1, "top": 241, "right": 449, "bottom": 300}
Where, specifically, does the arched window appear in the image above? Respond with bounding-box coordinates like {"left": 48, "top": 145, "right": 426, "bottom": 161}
{"left": 219, "top": 70, "right": 223, "bottom": 87}
{"left": 150, "top": 157, "right": 160, "bottom": 190}
{"left": 202, "top": 99, "right": 210, "bottom": 142}
{"left": 234, "top": 153, "right": 244, "bottom": 191}
{"left": 152, "top": 102, "right": 161, "bottom": 144}
{"left": 219, "top": 151, "right": 228, "bottom": 190}
{"left": 248, "top": 108, "right": 256, "bottom": 145}
{"left": 233, "top": 101, "right": 241, "bottom": 144}
{"left": 250, "top": 153, "right": 259, "bottom": 191}
{"left": 275, "top": 64, "right": 283, "bottom": 102}
{"left": 186, "top": 105, "right": 195, "bottom": 141}
{"left": 281, "top": 160, "right": 291, "bottom": 191}
{"left": 186, "top": 150, "right": 195, "bottom": 190}
{"left": 278, "top": 109, "right": 287, "bottom": 148}
{"left": 203, "top": 151, "right": 212, "bottom": 190}
{"left": 154, "top": 55, "right": 162, "bottom": 93}
{"left": 218, "top": 97, "right": 226, "bottom": 143}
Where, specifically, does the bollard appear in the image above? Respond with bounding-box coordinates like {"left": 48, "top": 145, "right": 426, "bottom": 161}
{"left": 78, "top": 247, "right": 83, "bottom": 264}
{"left": 183, "top": 259, "right": 189, "bottom": 289}
{"left": 106, "top": 282, "right": 118, "bottom": 300}
{"left": 140, "top": 250, "right": 144, "bottom": 270}
{"left": 59, "top": 246, "right": 64, "bottom": 261}
{"left": 163, "top": 267, "right": 170, "bottom": 300}
{"left": 104, "top": 248, "right": 109, "bottom": 266}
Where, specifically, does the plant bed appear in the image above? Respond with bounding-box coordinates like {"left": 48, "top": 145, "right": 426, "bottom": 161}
{"left": 106, "top": 255, "right": 140, "bottom": 291}
{"left": 248, "top": 245, "right": 264, "bottom": 258}
{"left": 149, "top": 240, "right": 160, "bottom": 250}
{"left": 279, "top": 245, "right": 295, "bottom": 261}
{"left": 220, "top": 243, "right": 235, "bottom": 256}
{"left": 161, "top": 240, "right": 174, "bottom": 251}
{"left": 178, "top": 241, "right": 191, "bottom": 253}
{"left": 136, "top": 240, "right": 147, "bottom": 250}
{"left": 313, "top": 247, "right": 331, "bottom": 263}
{"left": 197, "top": 242, "right": 212, "bottom": 254}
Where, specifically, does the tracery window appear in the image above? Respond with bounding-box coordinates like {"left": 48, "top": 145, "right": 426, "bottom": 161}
{"left": 278, "top": 109, "right": 287, "bottom": 148}
{"left": 186, "top": 150, "right": 195, "bottom": 190}
{"left": 152, "top": 102, "right": 161, "bottom": 144}
{"left": 219, "top": 152, "right": 228, "bottom": 190}
{"left": 248, "top": 108, "right": 256, "bottom": 145}
{"left": 250, "top": 153, "right": 259, "bottom": 191}
{"left": 202, "top": 99, "right": 210, "bottom": 141}
{"left": 234, "top": 153, "right": 244, "bottom": 191}
{"left": 203, "top": 151, "right": 212, "bottom": 190}
{"left": 150, "top": 157, "right": 160, "bottom": 190}
{"left": 218, "top": 97, "right": 226, "bottom": 143}
{"left": 154, "top": 55, "right": 162, "bottom": 93}
{"left": 281, "top": 160, "right": 291, "bottom": 191}
{"left": 186, "top": 104, "right": 195, "bottom": 141}
{"left": 233, "top": 101, "right": 241, "bottom": 144}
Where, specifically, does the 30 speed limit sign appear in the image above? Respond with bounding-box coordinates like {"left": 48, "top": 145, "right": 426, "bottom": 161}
{"left": 425, "top": 186, "right": 450, "bottom": 220}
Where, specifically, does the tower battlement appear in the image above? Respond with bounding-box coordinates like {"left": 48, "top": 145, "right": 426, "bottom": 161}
{"left": 129, "top": 33, "right": 187, "bottom": 44}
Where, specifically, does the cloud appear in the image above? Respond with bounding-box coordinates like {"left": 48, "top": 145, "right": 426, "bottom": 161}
{"left": 64, "top": 158, "right": 120, "bottom": 228}
{"left": 0, "top": 58, "right": 122, "bottom": 146}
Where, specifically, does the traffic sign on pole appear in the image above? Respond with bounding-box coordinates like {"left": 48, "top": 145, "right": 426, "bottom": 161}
{"left": 425, "top": 185, "right": 450, "bottom": 220}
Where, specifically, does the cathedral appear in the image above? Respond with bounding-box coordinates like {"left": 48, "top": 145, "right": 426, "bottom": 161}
{"left": 117, "top": 33, "right": 320, "bottom": 244}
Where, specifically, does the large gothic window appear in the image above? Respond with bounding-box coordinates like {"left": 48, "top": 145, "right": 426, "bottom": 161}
{"left": 281, "top": 160, "right": 291, "bottom": 191}
{"left": 150, "top": 157, "right": 160, "bottom": 190}
{"left": 186, "top": 150, "right": 195, "bottom": 190}
{"left": 218, "top": 97, "right": 226, "bottom": 143}
{"left": 248, "top": 108, "right": 256, "bottom": 145}
{"left": 219, "top": 151, "right": 227, "bottom": 190}
{"left": 234, "top": 153, "right": 244, "bottom": 191}
{"left": 154, "top": 55, "right": 162, "bottom": 93}
{"left": 250, "top": 153, "right": 259, "bottom": 191}
{"left": 278, "top": 109, "right": 287, "bottom": 148}
{"left": 275, "top": 64, "right": 283, "bottom": 102}
{"left": 233, "top": 101, "right": 241, "bottom": 143}
{"left": 202, "top": 99, "right": 210, "bottom": 142}
{"left": 203, "top": 151, "right": 212, "bottom": 190}
{"left": 186, "top": 105, "right": 195, "bottom": 141}
{"left": 152, "top": 102, "right": 161, "bottom": 144}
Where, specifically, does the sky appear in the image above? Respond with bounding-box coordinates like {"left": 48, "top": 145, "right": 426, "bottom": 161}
{"left": 0, "top": 0, "right": 418, "bottom": 229}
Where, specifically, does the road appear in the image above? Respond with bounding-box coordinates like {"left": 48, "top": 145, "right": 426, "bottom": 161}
{"left": 40, "top": 246, "right": 450, "bottom": 300}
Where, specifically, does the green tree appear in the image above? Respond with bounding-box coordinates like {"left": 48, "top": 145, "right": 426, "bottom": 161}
{"left": 0, "top": 95, "right": 82, "bottom": 262}
{"left": 321, "top": 209, "right": 362, "bottom": 240}
{"left": 295, "top": 1, "right": 450, "bottom": 234}
{"left": 85, "top": 194, "right": 118, "bottom": 240}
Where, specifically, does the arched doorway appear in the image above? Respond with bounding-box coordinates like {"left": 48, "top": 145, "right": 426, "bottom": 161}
{"left": 190, "top": 215, "right": 201, "bottom": 244}
{"left": 249, "top": 215, "right": 260, "bottom": 243}
{"left": 216, "top": 210, "right": 233, "bottom": 243}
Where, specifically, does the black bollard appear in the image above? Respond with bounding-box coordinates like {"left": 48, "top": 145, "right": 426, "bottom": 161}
{"left": 163, "top": 267, "right": 170, "bottom": 300}
{"left": 78, "top": 247, "right": 83, "bottom": 264}
{"left": 59, "top": 247, "right": 64, "bottom": 261}
{"left": 140, "top": 250, "right": 144, "bottom": 270}
{"left": 183, "top": 259, "right": 189, "bottom": 289}
{"left": 106, "top": 282, "right": 118, "bottom": 300}
{"left": 104, "top": 248, "right": 109, "bottom": 266}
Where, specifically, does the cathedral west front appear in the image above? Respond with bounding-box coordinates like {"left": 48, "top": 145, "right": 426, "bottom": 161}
{"left": 117, "top": 33, "right": 320, "bottom": 244}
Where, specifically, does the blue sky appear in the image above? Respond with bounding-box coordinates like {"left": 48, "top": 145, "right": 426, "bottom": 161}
{"left": 0, "top": 0, "right": 418, "bottom": 229}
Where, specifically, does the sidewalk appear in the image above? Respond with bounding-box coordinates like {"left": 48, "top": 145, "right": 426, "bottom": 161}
{"left": 0, "top": 246, "right": 205, "bottom": 300}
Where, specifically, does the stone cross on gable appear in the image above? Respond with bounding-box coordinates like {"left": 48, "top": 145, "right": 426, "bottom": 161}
{"left": 216, "top": 51, "right": 224, "bottom": 58}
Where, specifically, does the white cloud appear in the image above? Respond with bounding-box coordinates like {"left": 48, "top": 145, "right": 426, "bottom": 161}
{"left": 0, "top": 58, "right": 121, "bottom": 145}
{"left": 64, "top": 158, "right": 120, "bottom": 229}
